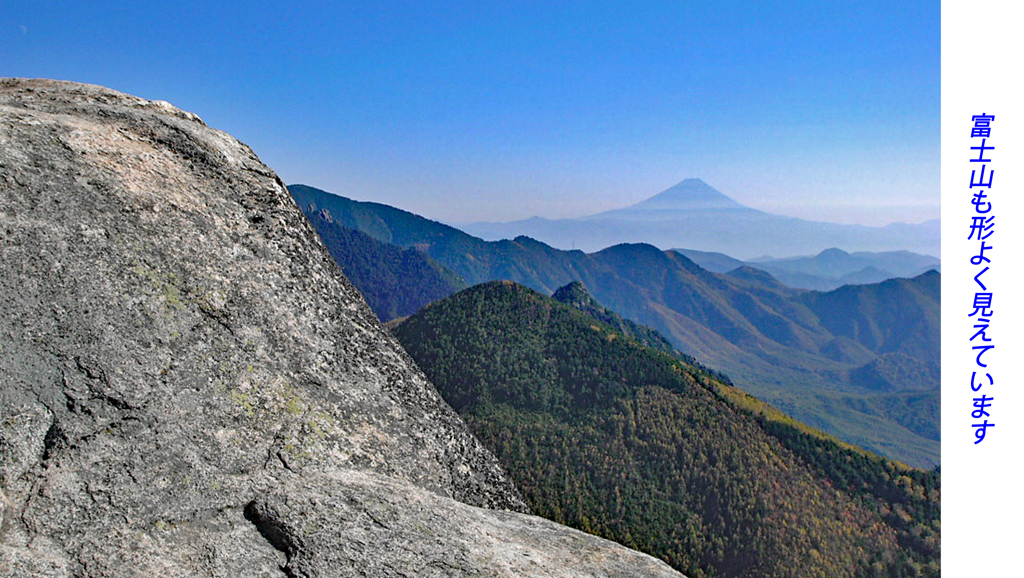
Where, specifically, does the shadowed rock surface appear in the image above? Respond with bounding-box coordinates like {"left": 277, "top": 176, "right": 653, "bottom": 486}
{"left": 0, "top": 79, "right": 684, "bottom": 577}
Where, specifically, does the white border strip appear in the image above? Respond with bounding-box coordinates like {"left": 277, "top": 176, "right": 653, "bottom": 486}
{"left": 942, "top": 0, "right": 1024, "bottom": 573}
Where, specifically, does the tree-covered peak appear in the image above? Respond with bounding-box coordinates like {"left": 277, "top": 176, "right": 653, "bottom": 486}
{"left": 551, "top": 280, "right": 597, "bottom": 308}
{"left": 393, "top": 280, "right": 940, "bottom": 578}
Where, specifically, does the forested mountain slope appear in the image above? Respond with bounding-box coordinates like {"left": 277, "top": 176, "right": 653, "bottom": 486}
{"left": 301, "top": 208, "right": 467, "bottom": 321}
{"left": 392, "top": 282, "right": 940, "bottom": 578}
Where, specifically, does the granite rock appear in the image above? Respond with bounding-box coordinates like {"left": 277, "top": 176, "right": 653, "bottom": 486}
{"left": 0, "top": 79, "right": 683, "bottom": 577}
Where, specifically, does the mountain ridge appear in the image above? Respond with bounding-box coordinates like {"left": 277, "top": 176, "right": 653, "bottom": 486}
{"left": 301, "top": 207, "right": 468, "bottom": 321}
{"left": 677, "top": 247, "right": 940, "bottom": 291}
{"left": 289, "top": 184, "right": 940, "bottom": 468}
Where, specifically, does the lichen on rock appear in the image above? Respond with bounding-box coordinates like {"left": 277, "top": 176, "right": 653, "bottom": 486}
{"left": 0, "top": 79, "right": 683, "bottom": 577}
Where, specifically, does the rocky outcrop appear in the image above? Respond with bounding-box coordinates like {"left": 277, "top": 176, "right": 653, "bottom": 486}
{"left": 0, "top": 79, "right": 683, "bottom": 577}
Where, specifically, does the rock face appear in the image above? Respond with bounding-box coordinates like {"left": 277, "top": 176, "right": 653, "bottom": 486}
{"left": 0, "top": 79, "right": 683, "bottom": 577}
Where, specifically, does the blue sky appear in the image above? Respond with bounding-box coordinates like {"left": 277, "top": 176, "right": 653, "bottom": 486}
{"left": 4, "top": 1, "right": 939, "bottom": 226}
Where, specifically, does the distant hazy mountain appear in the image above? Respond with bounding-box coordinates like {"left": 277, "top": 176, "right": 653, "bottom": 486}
{"left": 677, "top": 247, "right": 941, "bottom": 291}
{"left": 288, "top": 185, "right": 940, "bottom": 468}
{"left": 752, "top": 247, "right": 940, "bottom": 278}
{"left": 463, "top": 179, "right": 940, "bottom": 258}
{"left": 670, "top": 248, "right": 747, "bottom": 274}
{"left": 595, "top": 178, "right": 754, "bottom": 215}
